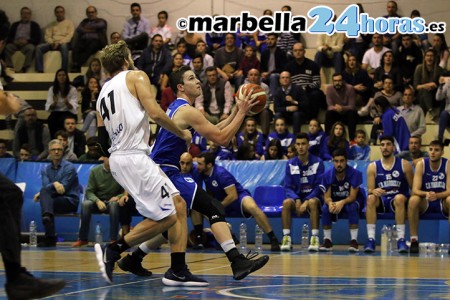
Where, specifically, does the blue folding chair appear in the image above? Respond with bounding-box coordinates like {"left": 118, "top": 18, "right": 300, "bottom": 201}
{"left": 253, "top": 185, "right": 286, "bottom": 217}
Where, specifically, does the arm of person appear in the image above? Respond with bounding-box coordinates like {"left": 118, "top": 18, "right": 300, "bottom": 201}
{"left": 367, "top": 162, "right": 384, "bottom": 197}
{"left": 85, "top": 170, "right": 100, "bottom": 203}
{"left": 128, "top": 71, "right": 191, "bottom": 143}
{"left": 0, "top": 92, "right": 21, "bottom": 115}
{"left": 221, "top": 185, "right": 238, "bottom": 208}
{"left": 433, "top": 160, "right": 450, "bottom": 200}
{"left": 58, "top": 165, "right": 78, "bottom": 193}
{"left": 411, "top": 159, "right": 426, "bottom": 197}
{"left": 402, "top": 158, "right": 414, "bottom": 190}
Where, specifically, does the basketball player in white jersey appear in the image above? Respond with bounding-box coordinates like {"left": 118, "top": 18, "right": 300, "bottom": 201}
{"left": 93, "top": 40, "right": 208, "bottom": 286}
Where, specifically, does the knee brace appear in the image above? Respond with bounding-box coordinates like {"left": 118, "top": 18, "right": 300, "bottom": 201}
{"left": 192, "top": 188, "right": 226, "bottom": 225}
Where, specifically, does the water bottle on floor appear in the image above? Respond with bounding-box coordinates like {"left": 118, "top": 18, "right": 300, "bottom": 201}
{"left": 29, "top": 220, "right": 37, "bottom": 247}
{"left": 255, "top": 224, "right": 263, "bottom": 251}
{"left": 390, "top": 225, "right": 397, "bottom": 252}
{"left": 95, "top": 222, "right": 103, "bottom": 244}
{"left": 381, "top": 225, "right": 388, "bottom": 253}
{"left": 301, "top": 223, "right": 309, "bottom": 249}
{"left": 239, "top": 222, "right": 247, "bottom": 250}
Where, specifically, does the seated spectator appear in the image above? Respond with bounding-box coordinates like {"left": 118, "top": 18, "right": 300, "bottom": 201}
{"left": 361, "top": 33, "right": 390, "bottom": 76}
{"left": 179, "top": 32, "right": 203, "bottom": 59}
{"left": 349, "top": 129, "right": 371, "bottom": 161}
{"left": 398, "top": 86, "right": 426, "bottom": 138}
{"left": 235, "top": 142, "right": 257, "bottom": 161}
{"left": 396, "top": 136, "right": 428, "bottom": 167}
{"left": 110, "top": 32, "right": 122, "bottom": 44}
{"left": 359, "top": 76, "right": 402, "bottom": 117}
{"left": 214, "top": 33, "right": 244, "bottom": 88}
{"left": 176, "top": 41, "right": 192, "bottom": 66}
{"left": 235, "top": 45, "right": 260, "bottom": 87}
{"left": 73, "top": 58, "right": 105, "bottom": 90}
{"left": 5, "top": 7, "right": 41, "bottom": 73}
{"left": 381, "top": 1, "right": 402, "bottom": 52}
{"left": 192, "top": 40, "right": 213, "bottom": 68}
{"left": 307, "top": 119, "right": 327, "bottom": 158}
{"left": 273, "top": 71, "right": 308, "bottom": 135}
{"left": 342, "top": 54, "right": 372, "bottom": 109}
{"left": 63, "top": 116, "right": 86, "bottom": 158}
{"left": 190, "top": 54, "right": 206, "bottom": 83}
{"left": 206, "top": 139, "right": 235, "bottom": 161}
{"left": 260, "top": 33, "right": 288, "bottom": 99}
{"left": 72, "top": 157, "right": 125, "bottom": 247}
{"left": 122, "top": 3, "right": 150, "bottom": 52}
{"left": 373, "top": 50, "right": 402, "bottom": 93}
{"left": 0, "top": 139, "right": 12, "bottom": 158}
{"left": 431, "top": 33, "right": 449, "bottom": 70}
{"left": 12, "top": 108, "right": 50, "bottom": 160}
{"left": 151, "top": 10, "right": 172, "bottom": 47}
{"left": 237, "top": 117, "right": 264, "bottom": 159}
{"left": 70, "top": 6, "right": 107, "bottom": 72}
{"left": 261, "top": 139, "right": 287, "bottom": 160}
{"left": 266, "top": 117, "right": 294, "bottom": 155}
{"left": 320, "top": 121, "right": 350, "bottom": 161}
{"left": 35, "top": 6, "right": 74, "bottom": 73}
{"left": 33, "top": 139, "right": 80, "bottom": 247}
{"left": 45, "top": 69, "right": 78, "bottom": 138}
{"left": 50, "top": 130, "right": 77, "bottom": 161}
{"left": 409, "top": 10, "right": 430, "bottom": 51}
{"left": 277, "top": 5, "right": 301, "bottom": 58}
{"left": 206, "top": 32, "right": 225, "bottom": 56}
{"left": 78, "top": 137, "right": 102, "bottom": 162}
{"left": 324, "top": 73, "right": 358, "bottom": 142}
{"left": 314, "top": 31, "right": 344, "bottom": 74}
{"left": 437, "top": 75, "right": 450, "bottom": 143}
{"left": 286, "top": 144, "right": 297, "bottom": 159}
{"left": 18, "top": 144, "right": 31, "bottom": 161}
{"left": 396, "top": 34, "right": 423, "bottom": 87}
{"left": 81, "top": 76, "right": 101, "bottom": 138}
{"left": 160, "top": 53, "right": 184, "bottom": 91}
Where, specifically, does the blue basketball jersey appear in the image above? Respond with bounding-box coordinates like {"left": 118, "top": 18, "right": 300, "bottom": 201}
{"left": 284, "top": 154, "right": 324, "bottom": 200}
{"left": 320, "top": 166, "right": 363, "bottom": 201}
{"left": 151, "top": 98, "right": 194, "bottom": 169}
{"left": 421, "top": 157, "right": 448, "bottom": 193}
{"left": 374, "top": 158, "right": 410, "bottom": 197}
{"left": 201, "top": 165, "right": 249, "bottom": 202}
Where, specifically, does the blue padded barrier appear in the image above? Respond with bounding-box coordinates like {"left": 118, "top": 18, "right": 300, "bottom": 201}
{"left": 0, "top": 157, "right": 17, "bottom": 181}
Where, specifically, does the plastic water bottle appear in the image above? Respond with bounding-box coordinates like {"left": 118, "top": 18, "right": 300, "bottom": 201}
{"left": 301, "top": 223, "right": 309, "bottom": 249}
{"left": 239, "top": 222, "right": 247, "bottom": 250}
{"left": 390, "top": 225, "right": 397, "bottom": 252}
{"left": 386, "top": 225, "right": 393, "bottom": 252}
{"left": 95, "top": 222, "right": 103, "bottom": 244}
{"left": 381, "top": 225, "right": 388, "bottom": 253}
{"left": 29, "top": 220, "right": 37, "bottom": 247}
{"left": 255, "top": 224, "right": 263, "bottom": 251}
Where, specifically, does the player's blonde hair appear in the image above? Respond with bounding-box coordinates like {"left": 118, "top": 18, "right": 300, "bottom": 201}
{"left": 99, "top": 40, "right": 130, "bottom": 75}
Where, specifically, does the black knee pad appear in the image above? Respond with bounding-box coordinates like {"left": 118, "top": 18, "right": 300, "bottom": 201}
{"left": 192, "top": 188, "right": 226, "bottom": 225}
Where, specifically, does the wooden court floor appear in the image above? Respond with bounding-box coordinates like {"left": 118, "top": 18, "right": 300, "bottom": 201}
{"left": 0, "top": 244, "right": 449, "bottom": 299}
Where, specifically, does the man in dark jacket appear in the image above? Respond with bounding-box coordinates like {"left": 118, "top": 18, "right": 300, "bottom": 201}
{"left": 260, "top": 33, "right": 288, "bottom": 99}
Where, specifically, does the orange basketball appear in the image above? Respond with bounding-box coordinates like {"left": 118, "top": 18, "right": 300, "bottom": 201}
{"left": 236, "top": 83, "right": 267, "bottom": 116}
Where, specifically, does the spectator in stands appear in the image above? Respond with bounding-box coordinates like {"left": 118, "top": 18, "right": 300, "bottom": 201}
{"left": 35, "top": 6, "right": 74, "bottom": 73}
{"left": 266, "top": 117, "right": 294, "bottom": 155}
{"left": 73, "top": 58, "right": 106, "bottom": 89}
{"left": 81, "top": 76, "right": 101, "bottom": 138}
{"left": 70, "top": 6, "right": 107, "bottom": 73}
{"left": 437, "top": 75, "right": 450, "bottom": 143}
{"left": 46, "top": 69, "right": 78, "bottom": 138}
{"left": 396, "top": 34, "right": 423, "bottom": 87}
{"left": 13, "top": 107, "right": 50, "bottom": 160}
{"left": 33, "top": 139, "right": 80, "bottom": 247}
{"left": 281, "top": 132, "right": 324, "bottom": 252}
{"left": 286, "top": 144, "right": 297, "bottom": 159}
{"left": 342, "top": 54, "right": 372, "bottom": 109}
{"left": 307, "top": 118, "right": 327, "bottom": 158}
{"left": 314, "top": 30, "right": 344, "bottom": 74}
{"left": 414, "top": 49, "right": 445, "bottom": 115}
{"left": 342, "top": 4, "right": 371, "bottom": 63}
{"left": 52, "top": 130, "right": 77, "bottom": 161}
{"left": 273, "top": 71, "right": 308, "bottom": 137}
{"left": 151, "top": 10, "right": 172, "bottom": 47}
{"left": 196, "top": 152, "right": 281, "bottom": 251}
{"left": 410, "top": 10, "right": 430, "bottom": 51}
{"left": 277, "top": 5, "right": 301, "bottom": 58}
{"left": 213, "top": 33, "right": 244, "bottom": 88}
{"left": 283, "top": 43, "right": 325, "bottom": 118}
{"left": 349, "top": 129, "right": 370, "bottom": 161}
{"left": 408, "top": 140, "right": 450, "bottom": 254}
{"left": 235, "top": 45, "right": 260, "bottom": 87}
{"left": 319, "top": 148, "right": 364, "bottom": 252}
{"left": 195, "top": 66, "right": 234, "bottom": 124}
{"left": 382, "top": 1, "right": 402, "bottom": 52}
{"left": 325, "top": 73, "right": 358, "bottom": 142}
{"left": 206, "top": 32, "right": 225, "bottom": 56}
{"left": 261, "top": 138, "right": 286, "bottom": 160}
{"left": 235, "top": 142, "right": 257, "bottom": 161}
{"left": 359, "top": 76, "right": 402, "bottom": 117}
{"left": 137, "top": 34, "right": 172, "bottom": 100}
{"left": 373, "top": 96, "right": 410, "bottom": 153}
{"left": 364, "top": 135, "right": 413, "bottom": 253}
{"left": 432, "top": 33, "right": 449, "bottom": 70}
{"left": 398, "top": 86, "right": 426, "bottom": 137}
{"left": 110, "top": 32, "right": 122, "bottom": 44}
{"left": 237, "top": 117, "right": 264, "bottom": 158}
{"left": 260, "top": 33, "right": 288, "bottom": 99}
{"left": 160, "top": 52, "right": 184, "bottom": 91}
{"left": 63, "top": 116, "right": 86, "bottom": 158}
{"left": 205, "top": 140, "right": 235, "bottom": 161}
{"left": 396, "top": 136, "right": 428, "bottom": 167}
{"left": 77, "top": 137, "right": 102, "bottom": 162}
{"left": 321, "top": 121, "right": 350, "bottom": 161}
{"left": 176, "top": 40, "right": 192, "bottom": 66}
{"left": 122, "top": 3, "right": 150, "bottom": 52}
{"left": 192, "top": 40, "right": 213, "bottom": 68}
{"left": 18, "top": 144, "right": 30, "bottom": 161}
{"left": 72, "top": 157, "right": 125, "bottom": 247}
{"left": 361, "top": 33, "right": 390, "bottom": 76}
{"left": 373, "top": 50, "right": 402, "bottom": 93}
{"left": 179, "top": 32, "right": 203, "bottom": 59}
{"left": 191, "top": 54, "right": 206, "bottom": 83}
{"left": 4, "top": 7, "right": 41, "bottom": 73}
{"left": 0, "top": 139, "right": 12, "bottom": 158}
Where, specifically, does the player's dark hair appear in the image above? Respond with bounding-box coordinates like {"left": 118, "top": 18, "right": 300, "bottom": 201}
{"left": 197, "top": 152, "right": 215, "bottom": 166}
{"left": 170, "top": 65, "right": 192, "bottom": 93}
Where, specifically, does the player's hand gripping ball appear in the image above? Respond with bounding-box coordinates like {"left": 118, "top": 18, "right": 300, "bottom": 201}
{"left": 236, "top": 83, "right": 267, "bottom": 116}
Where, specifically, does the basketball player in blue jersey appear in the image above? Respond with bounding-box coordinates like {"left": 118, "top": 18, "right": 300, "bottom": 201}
{"left": 281, "top": 132, "right": 325, "bottom": 252}
{"left": 93, "top": 41, "right": 209, "bottom": 286}
{"left": 195, "top": 152, "right": 281, "bottom": 251}
{"left": 319, "top": 148, "right": 364, "bottom": 252}
{"left": 364, "top": 136, "right": 413, "bottom": 253}
{"left": 120, "top": 65, "right": 269, "bottom": 281}
{"left": 408, "top": 140, "right": 450, "bottom": 254}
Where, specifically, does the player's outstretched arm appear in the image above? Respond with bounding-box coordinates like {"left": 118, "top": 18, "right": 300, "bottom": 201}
{"left": 0, "top": 91, "right": 20, "bottom": 115}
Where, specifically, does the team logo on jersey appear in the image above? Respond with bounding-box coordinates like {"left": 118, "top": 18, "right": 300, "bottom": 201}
{"left": 344, "top": 182, "right": 349, "bottom": 189}
{"left": 289, "top": 164, "right": 300, "bottom": 175}
{"left": 184, "top": 177, "right": 194, "bottom": 183}
{"left": 212, "top": 180, "right": 218, "bottom": 187}
{"left": 439, "top": 172, "right": 445, "bottom": 180}
{"left": 392, "top": 170, "right": 400, "bottom": 178}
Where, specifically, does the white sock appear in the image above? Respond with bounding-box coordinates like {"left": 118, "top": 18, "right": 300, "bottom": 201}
{"left": 396, "top": 224, "right": 405, "bottom": 239}
{"left": 350, "top": 229, "right": 358, "bottom": 240}
{"left": 220, "top": 239, "right": 236, "bottom": 253}
{"left": 311, "top": 229, "right": 319, "bottom": 236}
{"left": 139, "top": 242, "right": 152, "bottom": 254}
{"left": 283, "top": 229, "right": 291, "bottom": 236}
{"left": 367, "top": 224, "right": 376, "bottom": 240}
{"left": 324, "top": 229, "right": 332, "bottom": 241}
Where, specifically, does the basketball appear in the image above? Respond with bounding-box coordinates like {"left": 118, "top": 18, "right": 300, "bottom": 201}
{"left": 236, "top": 83, "right": 267, "bottom": 116}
